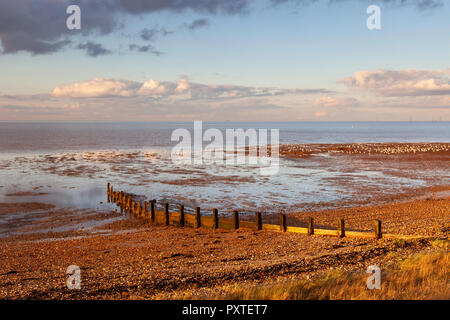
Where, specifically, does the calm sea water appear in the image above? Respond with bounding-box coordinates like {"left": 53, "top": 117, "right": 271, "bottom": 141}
{"left": 0, "top": 122, "right": 449, "bottom": 154}
{"left": 0, "top": 121, "right": 449, "bottom": 216}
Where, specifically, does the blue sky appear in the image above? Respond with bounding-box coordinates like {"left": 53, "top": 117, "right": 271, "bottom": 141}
{"left": 0, "top": 0, "right": 449, "bottom": 121}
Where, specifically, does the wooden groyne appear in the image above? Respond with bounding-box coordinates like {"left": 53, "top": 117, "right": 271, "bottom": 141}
{"left": 106, "top": 183, "right": 422, "bottom": 240}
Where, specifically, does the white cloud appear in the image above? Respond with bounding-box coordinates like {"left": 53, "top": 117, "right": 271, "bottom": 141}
{"left": 175, "top": 78, "right": 190, "bottom": 93}
{"left": 137, "top": 79, "right": 175, "bottom": 96}
{"left": 52, "top": 78, "right": 140, "bottom": 98}
{"left": 51, "top": 77, "right": 330, "bottom": 100}
{"left": 314, "top": 96, "right": 359, "bottom": 107}
{"left": 339, "top": 68, "right": 450, "bottom": 97}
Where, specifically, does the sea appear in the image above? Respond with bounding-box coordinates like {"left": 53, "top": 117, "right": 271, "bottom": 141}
{"left": 0, "top": 121, "right": 449, "bottom": 216}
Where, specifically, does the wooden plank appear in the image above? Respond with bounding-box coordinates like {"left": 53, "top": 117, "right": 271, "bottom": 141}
{"left": 286, "top": 226, "right": 308, "bottom": 234}
{"left": 239, "top": 220, "right": 257, "bottom": 230}
{"left": 262, "top": 223, "right": 280, "bottom": 232}
{"left": 218, "top": 218, "right": 236, "bottom": 230}
{"left": 184, "top": 214, "right": 196, "bottom": 228}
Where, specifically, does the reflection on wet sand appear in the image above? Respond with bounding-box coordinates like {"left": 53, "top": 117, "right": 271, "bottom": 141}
{"left": 0, "top": 143, "right": 449, "bottom": 217}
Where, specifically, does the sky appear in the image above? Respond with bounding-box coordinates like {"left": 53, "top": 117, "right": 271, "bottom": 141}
{"left": 0, "top": 0, "right": 449, "bottom": 121}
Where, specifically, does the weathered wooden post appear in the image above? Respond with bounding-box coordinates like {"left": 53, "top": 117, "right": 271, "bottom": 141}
{"left": 195, "top": 207, "right": 201, "bottom": 228}
{"left": 164, "top": 203, "right": 169, "bottom": 226}
{"left": 338, "top": 218, "right": 345, "bottom": 238}
{"left": 233, "top": 210, "right": 239, "bottom": 229}
{"left": 213, "top": 209, "right": 219, "bottom": 229}
{"left": 179, "top": 205, "right": 185, "bottom": 227}
{"left": 279, "top": 213, "right": 287, "bottom": 232}
{"left": 138, "top": 202, "right": 142, "bottom": 217}
{"left": 150, "top": 200, "right": 156, "bottom": 223}
{"left": 126, "top": 196, "right": 131, "bottom": 214}
{"left": 308, "top": 217, "right": 314, "bottom": 235}
{"left": 143, "top": 201, "right": 148, "bottom": 221}
{"left": 131, "top": 201, "right": 136, "bottom": 216}
{"left": 110, "top": 186, "right": 114, "bottom": 202}
{"left": 255, "top": 212, "right": 262, "bottom": 231}
{"left": 120, "top": 192, "right": 124, "bottom": 214}
{"left": 374, "top": 220, "right": 382, "bottom": 239}
{"left": 107, "top": 182, "right": 110, "bottom": 203}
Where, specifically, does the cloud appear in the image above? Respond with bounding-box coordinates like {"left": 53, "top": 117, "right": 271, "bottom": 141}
{"left": 185, "top": 18, "right": 211, "bottom": 30}
{"left": 51, "top": 77, "right": 332, "bottom": 100}
{"left": 0, "top": 32, "right": 71, "bottom": 55}
{"left": 52, "top": 78, "right": 141, "bottom": 98}
{"left": 140, "top": 27, "right": 173, "bottom": 41}
{"left": 1, "top": 0, "right": 443, "bottom": 57}
{"left": 129, "top": 44, "right": 164, "bottom": 56}
{"left": 77, "top": 42, "right": 112, "bottom": 57}
{"left": 314, "top": 96, "right": 359, "bottom": 107}
{"left": 339, "top": 69, "right": 450, "bottom": 97}
{"left": 137, "top": 79, "right": 176, "bottom": 96}
{"left": 0, "top": 0, "right": 250, "bottom": 56}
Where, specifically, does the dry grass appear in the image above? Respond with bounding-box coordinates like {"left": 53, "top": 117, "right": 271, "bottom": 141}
{"left": 206, "top": 248, "right": 450, "bottom": 300}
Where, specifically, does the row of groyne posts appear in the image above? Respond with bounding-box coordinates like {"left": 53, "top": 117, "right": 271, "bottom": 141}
{"left": 107, "top": 183, "right": 383, "bottom": 240}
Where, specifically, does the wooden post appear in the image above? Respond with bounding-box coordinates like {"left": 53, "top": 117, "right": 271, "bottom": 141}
{"left": 255, "top": 212, "right": 262, "bottom": 231}
{"left": 131, "top": 201, "right": 136, "bottom": 216}
{"left": 308, "top": 217, "right": 314, "bottom": 235}
{"left": 143, "top": 201, "right": 148, "bottom": 221}
{"left": 164, "top": 203, "right": 169, "bottom": 226}
{"left": 213, "top": 209, "right": 219, "bottom": 229}
{"left": 110, "top": 186, "right": 114, "bottom": 202}
{"left": 150, "top": 200, "right": 155, "bottom": 223}
{"left": 195, "top": 207, "right": 201, "bottom": 228}
{"left": 279, "top": 213, "right": 287, "bottom": 232}
{"left": 338, "top": 218, "right": 345, "bottom": 238}
{"left": 126, "top": 196, "right": 131, "bottom": 214}
{"left": 179, "top": 205, "right": 185, "bottom": 227}
{"left": 136, "top": 201, "right": 140, "bottom": 216}
{"left": 374, "top": 220, "right": 382, "bottom": 239}
{"left": 107, "top": 182, "right": 110, "bottom": 203}
{"left": 233, "top": 210, "right": 239, "bottom": 229}
{"left": 120, "top": 192, "right": 124, "bottom": 214}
